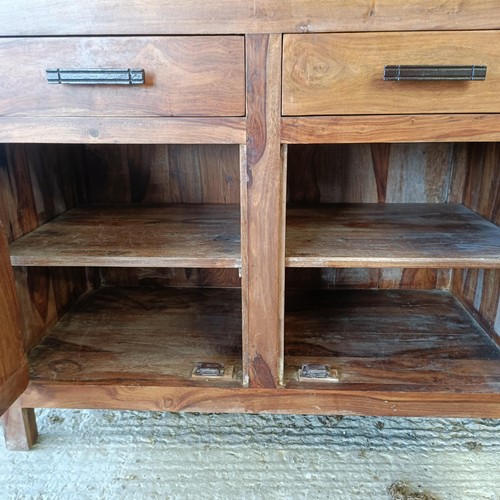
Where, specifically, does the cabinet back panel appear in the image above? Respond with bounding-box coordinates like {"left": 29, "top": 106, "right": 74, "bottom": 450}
{"left": 286, "top": 268, "right": 450, "bottom": 291}
{"left": 287, "top": 144, "right": 453, "bottom": 204}
{"left": 81, "top": 144, "right": 240, "bottom": 204}
{"left": 97, "top": 268, "right": 241, "bottom": 289}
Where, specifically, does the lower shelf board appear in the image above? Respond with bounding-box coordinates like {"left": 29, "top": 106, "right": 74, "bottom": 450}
{"left": 20, "top": 287, "right": 500, "bottom": 417}
{"left": 28, "top": 286, "right": 243, "bottom": 388}
{"left": 285, "top": 289, "right": 500, "bottom": 392}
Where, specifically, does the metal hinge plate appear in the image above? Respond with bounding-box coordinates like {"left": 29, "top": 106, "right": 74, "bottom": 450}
{"left": 192, "top": 362, "right": 234, "bottom": 380}
{"left": 298, "top": 363, "right": 340, "bottom": 382}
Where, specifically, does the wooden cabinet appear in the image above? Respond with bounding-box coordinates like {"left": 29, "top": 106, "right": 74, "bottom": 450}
{"left": 1, "top": 1, "right": 500, "bottom": 450}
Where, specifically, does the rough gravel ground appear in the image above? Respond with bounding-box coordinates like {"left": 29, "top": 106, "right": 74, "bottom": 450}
{"left": 1, "top": 409, "right": 500, "bottom": 499}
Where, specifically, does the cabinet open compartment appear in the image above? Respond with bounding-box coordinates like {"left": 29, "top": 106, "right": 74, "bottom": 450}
{"left": 0, "top": 143, "right": 244, "bottom": 390}
{"left": 283, "top": 143, "right": 500, "bottom": 395}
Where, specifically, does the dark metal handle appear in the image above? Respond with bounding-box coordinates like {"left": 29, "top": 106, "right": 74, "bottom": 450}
{"left": 384, "top": 65, "right": 487, "bottom": 81}
{"left": 46, "top": 68, "right": 145, "bottom": 85}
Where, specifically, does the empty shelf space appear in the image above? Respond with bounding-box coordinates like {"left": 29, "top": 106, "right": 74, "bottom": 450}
{"left": 286, "top": 203, "right": 500, "bottom": 268}
{"left": 28, "top": 286, "right": 242, "bottom": 387}
{"left": 9, "top": 204, "right": 241, "bottom": 268}
{"left": 285, "top": 289, "right": 500, "bottom": 392}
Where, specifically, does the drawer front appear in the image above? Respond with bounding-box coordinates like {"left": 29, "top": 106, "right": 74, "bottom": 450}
{"left": 0, "top": 36, "right": 245, "bottom": 117}
{"left": 283, "top": 31, "right": 500, "bottom": 116}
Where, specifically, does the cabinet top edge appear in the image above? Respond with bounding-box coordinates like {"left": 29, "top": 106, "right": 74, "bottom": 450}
{"left": 1, "top": 1, "right": 500, "bottom": 36}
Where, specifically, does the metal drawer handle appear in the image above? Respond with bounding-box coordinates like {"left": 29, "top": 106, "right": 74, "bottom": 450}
{"left": 383, "top": 65, "right": 487, "bottom": 81}
{"left": 46, "top": 68, "right": 145, "bottom": 85}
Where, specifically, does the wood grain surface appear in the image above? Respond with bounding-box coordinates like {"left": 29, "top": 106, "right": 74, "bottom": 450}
{"left": 1, "top": 1, "right": 499, "bottom": 36}
{"left": 0, "top": 117, "right": 246, "bottom": 144}
{"left": 0, "top": 37, "right": 245, "bottom": 117}
{"left": 0, "top": 222, "right": 28, "bottom": 415}
{"left": 286, "top": 203, "right": 500, "bottom": 268}
{"left": 286, "top": 143, "right": 453, "bottom": 204}
{"left": 10, "top": 204, "right": 241, "bottom": 268}
{"left": 17, "top": 384, "right": 500, "bottom": 418}
{"left": 281, "top": 115, "right": 500, "bottom": 144}
{"left": 28, "top": 287, "right": 242, "bottom": 387}
{"left": 283, "top": 32, "right": 500, "bottom": 116}
{"left": 0, "top": 144, "right": 82, "bottom": 243}
{"left": 286, "top": 268, "right": 451, "bottom": 291}
{"left": 284, "top": 289, "right": 500, "bottom": 391}
{"left": 80, "top": 144, "right": 241, "bottom": 205}
{"left": 1, "top": 407, "right": 37, "bottom": 451}
{"left": 450, "top": 143, "right": 500, "bottom": 340}
{"left": 244, "top": 35, "right": 285, "bottom": 388}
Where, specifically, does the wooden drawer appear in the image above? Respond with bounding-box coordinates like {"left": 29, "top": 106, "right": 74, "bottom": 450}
{"left": 282, "top": 31, "right": 500, "bottom": 116}
{"left": 0, "top": 36, "right": 245, "bottom": 117}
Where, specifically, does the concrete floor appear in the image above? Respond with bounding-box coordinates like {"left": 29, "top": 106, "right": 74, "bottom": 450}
{"left": 1, "top": 409, "right": 499, "bottom": 499}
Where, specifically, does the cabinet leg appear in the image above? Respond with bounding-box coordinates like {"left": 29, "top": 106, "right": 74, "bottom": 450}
{"left": 1, "top": 406, "right": 38, "bottom": 450}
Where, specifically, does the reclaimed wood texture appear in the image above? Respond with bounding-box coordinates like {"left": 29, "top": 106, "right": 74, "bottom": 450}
{"left": 1, "top": 1, "right": 499, "bottom": 35}
{"left": 281, "top": 115, "right": 500, "bottom": 144}
{"left": 0, "top": 117, "right": 246, "bottom": 145}
{"left": 1, "top": 406, "right": 38, "bottom": 450}
{"left": 0, "top": 37, "right": 245, "bottom": 117}
{"left": 244, "top": 35, "right": 284, "bottom": 388}
{"left": 286, "top": 204, "right": 500, "bottom": 268}
{"left": 283, "top": 32, "right": 500, "bottom": 116}
{"left": 450, "top": 143, "right": 500, "bottom": 340}
{"left": 10, "top": 205, "right": 241, "bottom": 268}
{"left": 285, "top": 289, "right": 500, "bottom": 391}
{"left": 29, "top": 287, "right": 242, "bottom": 387}
{"left": 0, "top": 222, "right": 28, "bottom": 415}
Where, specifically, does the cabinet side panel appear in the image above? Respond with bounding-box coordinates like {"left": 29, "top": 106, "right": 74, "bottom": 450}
{"left": 81, "top": 144, "right": 240, "bottom": 204}
{"left": 14, "top": 267, "right": 90, "bottom": 352}
{"left": 0, "top": 144, "right": 85, "bottom": 242}
{"left": 0, "top": 144, "right": 90, "bottom": 351}
{"left": 451, "top": 143, "right": 500, "bottom": 340}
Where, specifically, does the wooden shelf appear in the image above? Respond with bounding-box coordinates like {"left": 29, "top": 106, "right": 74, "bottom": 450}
{"left": 28, "top": 286, "right": 242, "bottom": 387}
{"left": 9, "top": 204, "right": 241, "bottom": 268}
{"left": 286, "top": 203, "right": 500, "bottom": 268}
{"left": 285, "top": 289, "right": 500, "bottom": 392}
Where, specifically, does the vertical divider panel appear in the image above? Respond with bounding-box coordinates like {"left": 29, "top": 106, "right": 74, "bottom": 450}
{"left": 244, "top": 34, "right": 285, "bottom": 388}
